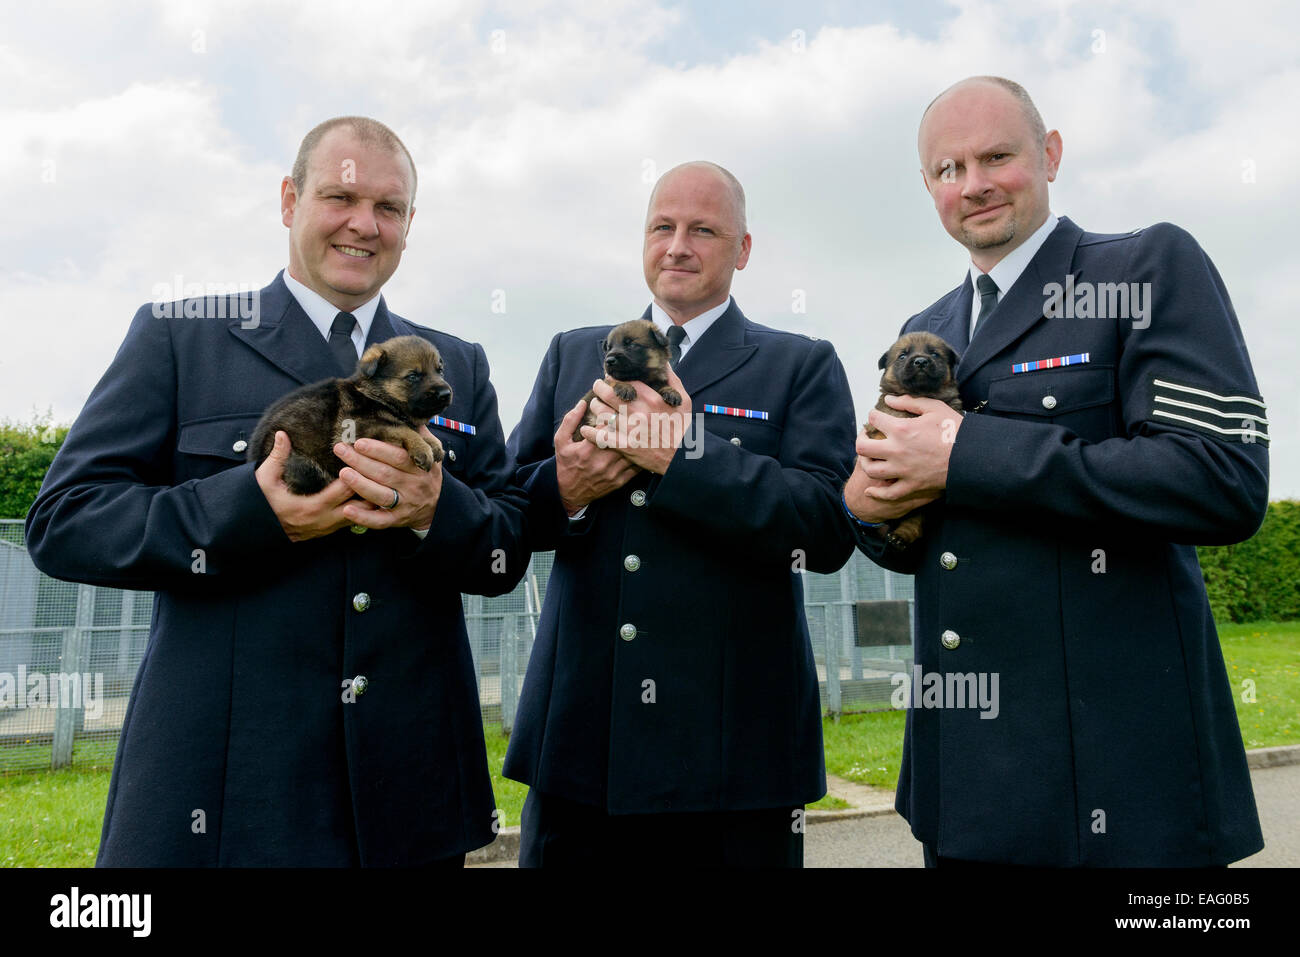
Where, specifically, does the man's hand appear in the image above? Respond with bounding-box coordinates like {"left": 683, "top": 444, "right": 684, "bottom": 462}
{"left": 584, "top": 366, "right": 693, "bottom": 476}
{"left": 555, "top": 400, "right": 640, "bottom": 516}
{"left": 843, "top": 448, "right": 922, "bottom": 524}
{"left": 856, "top": 394, "right": 962, "bottom": 509}
{"left": 334, "top": 424, "right": 443, "bottom": 531}
{"left": 255, "top": 431, "right": 360, "bottom": 542}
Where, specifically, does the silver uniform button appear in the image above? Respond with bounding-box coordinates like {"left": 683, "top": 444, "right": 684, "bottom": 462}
{"left": 624, "top": 554, "right": 641, "bottom": 572}
{"left": 730, "top": 436, "right": 742, "bottom": 446}
{"left": 232, "top": 439, "right": 248, "bottom": 453}
{"left": 447, "top": 448, "right": 457, "bottom": 462}
{"left": 940, "top": 551, "right": 958, "bottom": 570}
{"left": 619, "top": 623, "right": 637, "bottom": 641}
{"left": 352, "top": 675, "right": 369, "bottom": 696}
{"left": 630, "top": 490, "right": 647, "bottom": 507}
{"left": 1041, "top": 395, "right": 1058, "bottom": 410}
{"left": 352, "top": 592, "right": 371, "bottom": 613}
{"left": 941, "top": 629, "right": 961, "bottom": 649}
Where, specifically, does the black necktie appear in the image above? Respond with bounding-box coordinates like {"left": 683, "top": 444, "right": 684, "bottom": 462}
{"left": 329, "top": 312, "right": 358, "bottom": 374}
{"left": 973, "top": 274, "right": 999, "bottom": 340}
{"left": 666, "top": 325, "right": 687, "bottom": 364}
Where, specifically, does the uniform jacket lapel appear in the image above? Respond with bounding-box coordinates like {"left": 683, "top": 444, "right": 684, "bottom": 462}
{"left": 367, "top": 299, "right": 404, "bottom": 345}
{"left": 929, "top": 277, "right": 974, "bottom": 356}
{"left": 642, "top": 298, "right": 757, "bottom": 396}
{"left": 956, "top": 217, "right": 1084, "bottom": 384}
{"left": 227, "top": 271, "right": 343, "bottom": 385}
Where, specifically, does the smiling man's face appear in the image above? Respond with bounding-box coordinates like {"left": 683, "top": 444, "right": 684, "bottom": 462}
{"left": 282, "top": 125, "right": 415, "bottom": 312}
{"left": 643, "top": 164, "right": 751, "bottom": 324}
{"left": 918, "top": 80, "right": 1061, "bottom": 270}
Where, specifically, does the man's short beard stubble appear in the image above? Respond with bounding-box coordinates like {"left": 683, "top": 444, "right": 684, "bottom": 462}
{"left": 961, "top": 213, "right": 1017, "bottom": 250}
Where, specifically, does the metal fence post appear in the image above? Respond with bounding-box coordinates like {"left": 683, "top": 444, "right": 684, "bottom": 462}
{"left": 51, "top": 628, "right": 83, "bottom": 769}
{"left": 841, "top": 555, "right": 862, "bottom": 682}
{"left": 117, "top": 588, "right": 136, "bottom": 679}
{"left": 824, "top": 604, "right": 841, "bottom": 717}
{"left": 501, "top": 613, "right": 517, "bottom": 734}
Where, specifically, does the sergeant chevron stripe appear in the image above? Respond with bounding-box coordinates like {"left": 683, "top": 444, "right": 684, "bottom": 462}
{"left": 1151, "top": 378, "right": 1269, "bottom": 444}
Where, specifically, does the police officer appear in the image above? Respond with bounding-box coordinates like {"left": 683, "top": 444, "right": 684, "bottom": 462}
{"left": 844, "top": 76, "right": 1268, "bottom": 866}
{"left": 505, "top": 161, "right": 858, "bottom": 866}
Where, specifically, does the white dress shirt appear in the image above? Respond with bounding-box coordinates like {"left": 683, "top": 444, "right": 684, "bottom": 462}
{"left": 967, "top": 214, "right": 1059, "bottom": 338}
{"left": 649, "top": 296, "right": 732, "bottom": 361}
{"left": 283, "top": 268, "right": 380, "bottom": 360}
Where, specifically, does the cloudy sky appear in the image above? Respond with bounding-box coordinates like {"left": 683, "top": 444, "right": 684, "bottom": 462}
{"left": 4, "top": 0, "right": 1297, "bottom": 495}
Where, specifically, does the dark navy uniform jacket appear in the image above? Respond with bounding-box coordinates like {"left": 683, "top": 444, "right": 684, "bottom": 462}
{"left": 854, "top": 218, "right": 1268, "bottom": 866}
{"left": 25, "top": 272, "right": 528, "bottom": 866}
{"left": 503, "top": 299, "right": 858, "bottom": 814}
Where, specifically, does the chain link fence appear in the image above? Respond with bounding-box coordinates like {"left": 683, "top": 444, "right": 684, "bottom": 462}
{"left": 1, "top": 520, "right": 913, "bottom": 773}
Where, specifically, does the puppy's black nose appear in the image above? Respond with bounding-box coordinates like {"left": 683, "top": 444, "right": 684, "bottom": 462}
{"left": 911, "top": 355, "right": 931, "bottom": 369}
{"left": 433, "top": 384, "right": 452, "bottom": 404}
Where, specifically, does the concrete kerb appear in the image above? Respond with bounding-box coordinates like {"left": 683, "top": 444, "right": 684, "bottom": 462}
{"left": 468, "top": 744, "right": 1300, "bottom": 865}
{"left": 1246, "top": 743, "right": 1300, "bottom": 769}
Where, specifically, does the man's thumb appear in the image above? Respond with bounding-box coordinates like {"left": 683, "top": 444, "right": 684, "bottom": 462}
{"left": 267, "top": 430, "right": 291, "bottom": 462}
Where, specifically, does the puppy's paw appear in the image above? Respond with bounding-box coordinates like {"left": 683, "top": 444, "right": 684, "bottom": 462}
{"left": 612, "top": 382, "right": 637, "bottom": 402}
{"left": 886, "top": 513, "right": 925, "bottom": 549}
{"left": 409, "top": 436, "right": 441, "bottom": 472}
{"left": 660, "top": 387, "right": 683, "bottom": 407}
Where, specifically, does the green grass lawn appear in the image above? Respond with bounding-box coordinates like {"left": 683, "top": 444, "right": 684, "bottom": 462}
{"left": 0, "top": 769, "right": 105, "bottom": 867}
{"left": 3, "top": 622, "right": 1294, "bottom": 866}
{"left": 1219, "top": 621, "right": 1299, "bottom": 748}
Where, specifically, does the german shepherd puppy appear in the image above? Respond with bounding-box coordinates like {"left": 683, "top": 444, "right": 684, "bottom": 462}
{"left": 865, "top": 331, "right": 962, "bottom": 549}
{"left": 250, "top": 335, "right": 452, "bottom": 494}
{"left": 574, "top": 319, "right": 682, "bottom": 441}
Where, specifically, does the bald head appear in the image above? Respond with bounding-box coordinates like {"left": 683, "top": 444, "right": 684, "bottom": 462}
{"left": 648, "top": 162, "right": 747, "bottom": 235}
{"left": 920, "top": 76, "right": 1047, "bottom": 153}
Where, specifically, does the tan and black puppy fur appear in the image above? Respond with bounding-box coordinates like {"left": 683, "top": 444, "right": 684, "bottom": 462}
{"left": 866, "top": 331, "right": 962, "bottom": 549}
{"left": 250, "top": 335, "right": 452, "bottom": 495}
{"left": 573, "top": 319, "right": 682, "bottom": 440}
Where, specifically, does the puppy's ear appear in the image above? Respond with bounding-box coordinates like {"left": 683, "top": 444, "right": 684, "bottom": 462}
{"left": 878, "top": 350, "right": 891, "bottom": 370}
{"left": 597, "top": 337, "right": 609, "bottom": 360}
{"left": 359, "top": 344, "right": 385, "bottom": 378}
{"left": 649, "top": 325, "right": 670, "bottom": 349}
{"left": 944, "top": 342, "right": 959, "bottom": 367}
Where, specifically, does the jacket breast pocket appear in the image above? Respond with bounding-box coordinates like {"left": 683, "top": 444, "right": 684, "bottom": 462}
{"left": 175, "top": 413, "right": 264, "bottom": 479}
{"left": 702, "top": 413, "right": 783, "bottom": 458}
{"left": 429, "top": 427, "right": 472, "bottom": 477}
{"left": 984, "top": 366, "right": 1118, "bottom": 441}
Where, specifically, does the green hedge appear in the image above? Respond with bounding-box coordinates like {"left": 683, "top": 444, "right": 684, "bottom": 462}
{"left": 0, "top": 420, "right": 69, "bottom": 520}
{"left": 1198, "top": 501, "right": 1300, "bottom": 624}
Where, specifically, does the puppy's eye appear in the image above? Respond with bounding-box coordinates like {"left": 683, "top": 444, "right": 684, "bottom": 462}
{"left": 405, "top": 372, "right": 422, "bottom": 382}
{"left": 930, "top": 351, "right": 941, "bottom": 359}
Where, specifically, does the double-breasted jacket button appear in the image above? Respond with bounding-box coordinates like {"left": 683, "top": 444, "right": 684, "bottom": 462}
{"left": 941, "top": 629, "right": 961, "bottom": 649}
{"left": 730, "top": 436, "right": 742, "bottom": 446}
{"left": 446, "top": 448, "right": 457, "bottom": 462}
{"left": 352, "top": 592, "right": 371, "bottom": 613}
{"left": 352, "top": 675, "right": 369, "bottom": 696}
{"left": 1041, "top": 395, "right": 1058, "bottom": 410}
{"left": 619, "top": 623, "right": 637, "bottom": 641}
{"left": 940, "top": 551, "right": 958, "bottom": 570}
{"left": 232, "top": 439, "right": 248, "bottom": 453}
{"left": 630, "top": 489, "right": 647, "bottom": 507}
{"left": 623, "top": 554, "right": 641, "bottom": 572}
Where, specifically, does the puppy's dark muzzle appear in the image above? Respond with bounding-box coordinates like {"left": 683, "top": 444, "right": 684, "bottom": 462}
{"left": 604, "top": 353, "right": 638, "bottom": 378}
{"left": 413, "top": 383, "right": 453, "bottom": 418}
{"left": 900, "top": 356, "right": 948, "bottom": 392}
